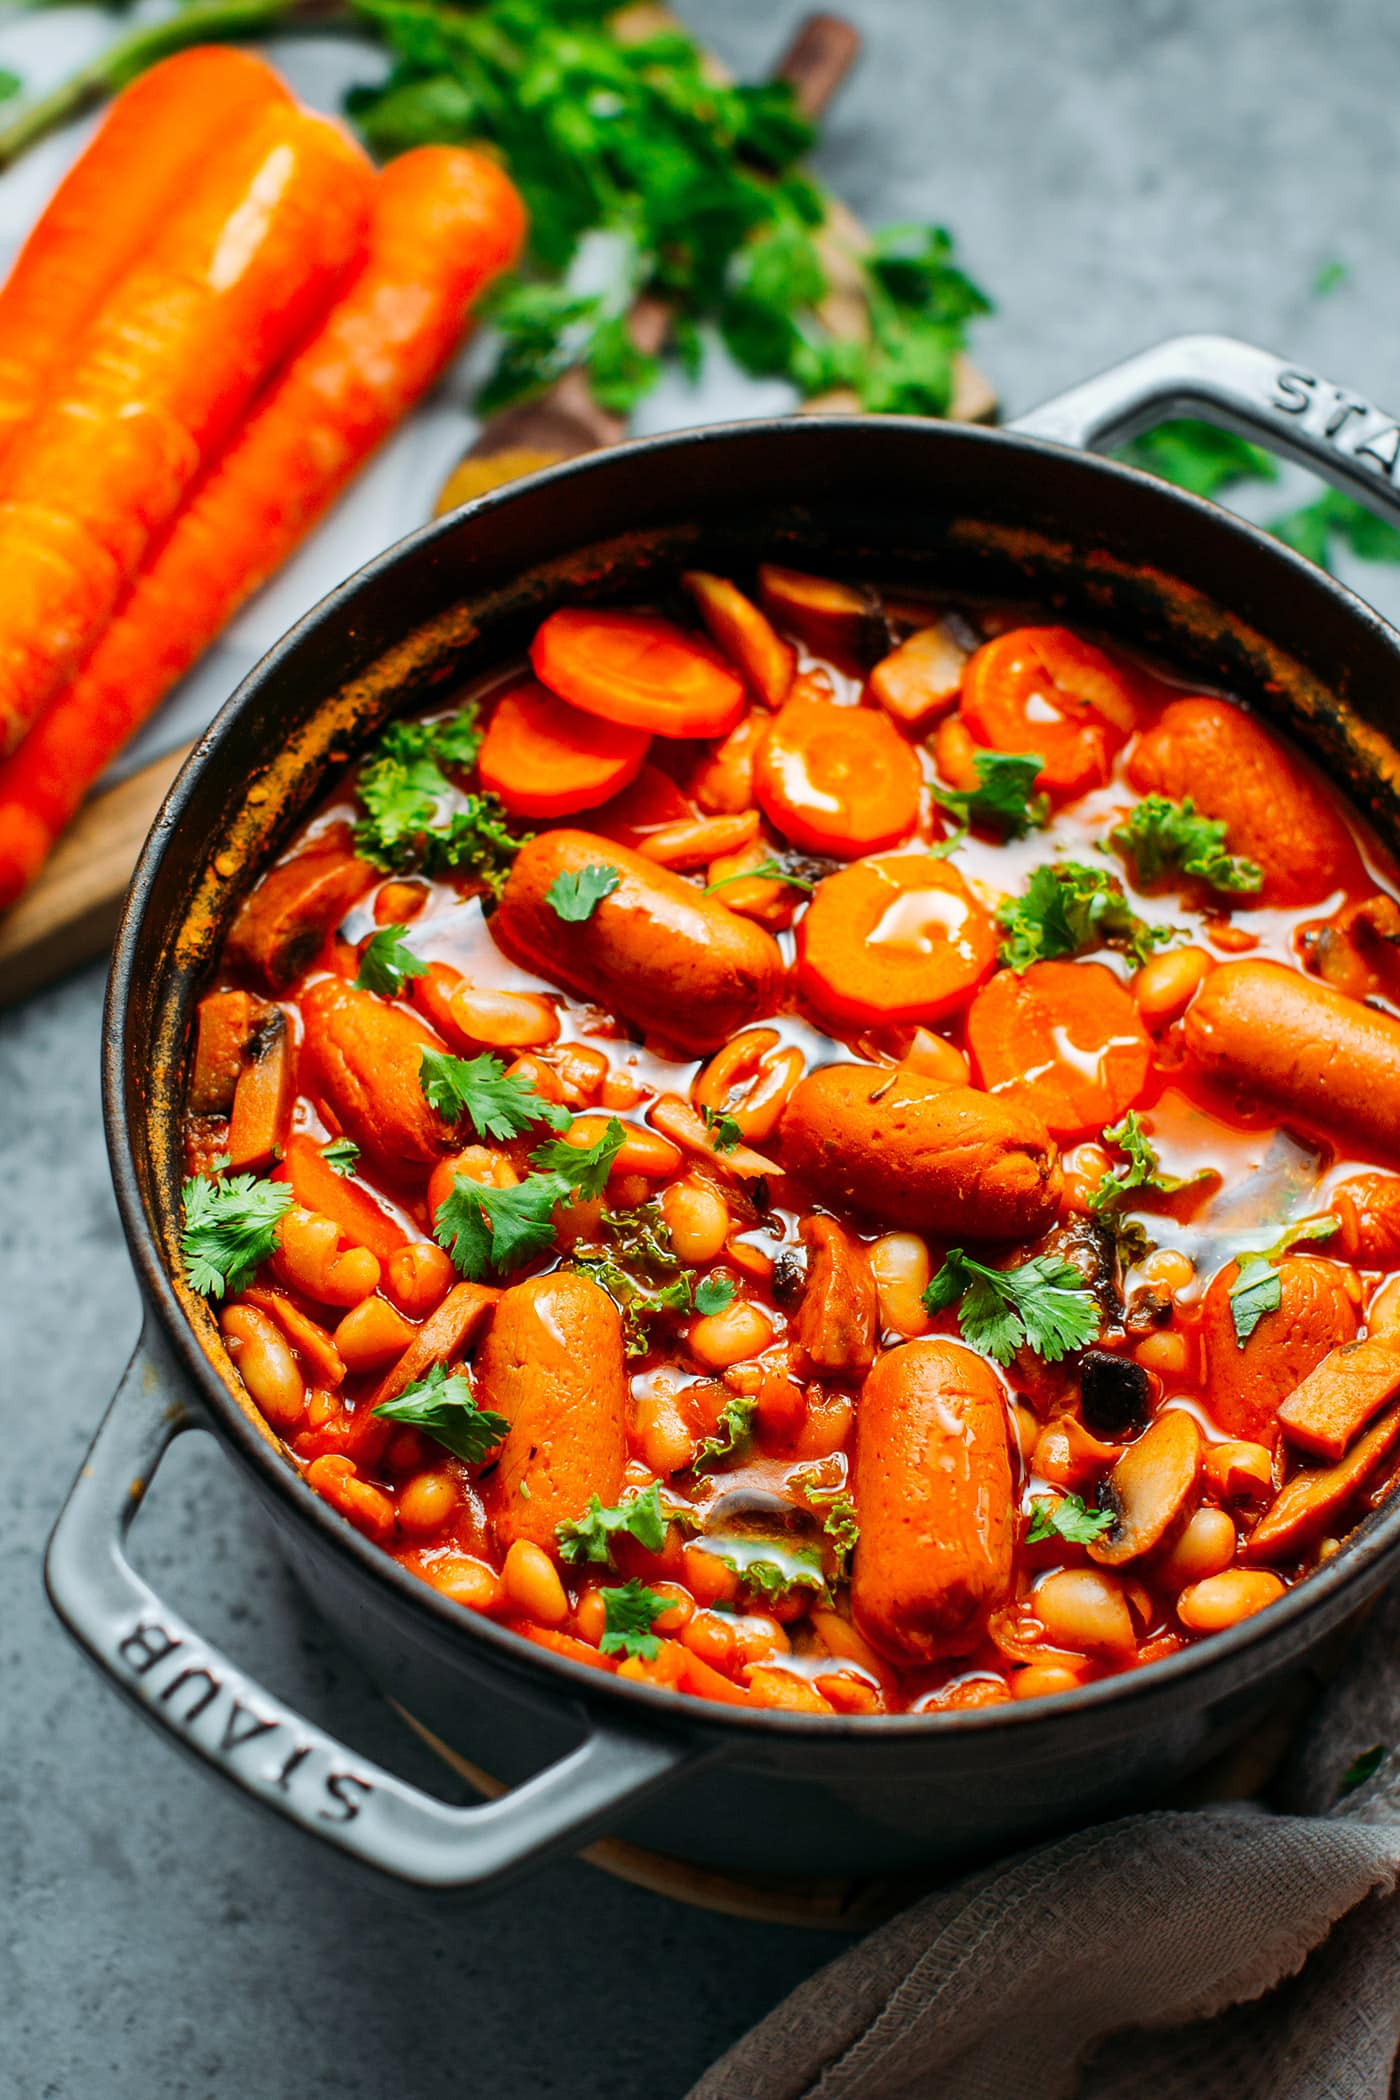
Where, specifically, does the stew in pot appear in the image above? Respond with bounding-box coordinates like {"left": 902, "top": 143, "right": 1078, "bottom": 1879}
{"left": 179, "top": 564, "right": 1400, "bottom": 1716}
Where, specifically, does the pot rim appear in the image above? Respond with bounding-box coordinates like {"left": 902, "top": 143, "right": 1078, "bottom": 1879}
{"left": 104, "top": 409, "right": 1400, "bottom": 1742}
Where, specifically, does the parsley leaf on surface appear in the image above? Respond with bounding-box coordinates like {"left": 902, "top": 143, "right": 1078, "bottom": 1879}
{"left": 1227, "top": 1216, "right": 1340, "bottom": 1345}
{"left": 181, "top": 1171, "right": 291, "bottom": 1300}
{"left": 569, "top": 1204, "right": 694, "bottom": 1355}
{"left": 599, "top": 1578, "right": 669, "bottom": 1660}
{"left": 700, "top": 1106, "right": 743, "bottom": 1153}
{"left": 1109, "top": 795, "right": 1262, "bottom": 895}
{"left": 557, "top": 1482, "right": 669, "bottom": 1566}
{"left": 797, "top": 1480, "right": 860, "bottom": 1581}
{"left": 923, "top": 1247, "right": 1101, "bottom": 1365}
{"left": 434, "top": 1173, "right": 564, "bottom": 1279}
{"left": 353, "top": 706, "right": 483, "bottom": 868}
{"left": 1091, "top": 1111, "right": 1210, "bottom": 1213}
{"left": 544, "top": 861, "right": 621, "bottom": 922}
{"left": 372, "top": 1361, "right": 508, "bottom": 1464}
{"left": 354, "top": 923, "right": 430, "bottom": 995}
{"left": 1027, "top": 1493, "right": 1115, "bottom": 1546}
{"left": 1119, "top": 419, "right": 1280, "bottom": 501}
{"left": 932, "top": 751, "right": 1049, "bottom": 840}
{"left": 418, "top": 1049, "right": 568, "bottom": 1139}
{"left": 693, "top": 1274, "right": 737, "bottom": 1318}
{"left": 420, "top": 794, "right": 527, "bottom": 896}
{"left": 322, "top": 1137, "right": 361, "bottom": 1178}
{"left": 997, "top": 860, "right": 1176, "bottom": 972}
{"left": 703, "top": 1540, "right": 827, "bottom": 1602}
{"left": 693, "top": 1392, "right": 759, "bottom": 1470}
{"left": 529, "top": 1117, "right": 626, "bottom": 1199}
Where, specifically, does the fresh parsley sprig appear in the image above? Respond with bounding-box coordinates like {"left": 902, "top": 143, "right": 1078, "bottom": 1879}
{"left": 372, "top": 1362, "right": 509, "bottom": 1465}
{"left": 557, "top": 1482, "right": 669, "bottom": 1567}
{"left": 1026, "top": 1493, "right": 1115, "bottom": 1546}
{"left": 923, "top": 1247, "right": 1101, "bottom": 1365}
{"left": 434, "top": 1119, "right": 626, "bottom": 1278}
{"left": 599, "top": 1578, "right": 670, "bottom": 1661}
{"left": 569, "top": 1204, "right": 694, "bottom": 1356}
{"left": 418, "top": 1049, "right": 568, "bottom": 1140}
{"left": 997, "top": 860, "right": 1177, "bottom": 973}
{"left": 932, "top": 751, "right": 1050, "bottom": 840}
{"left": 1090, "top": 1111, "right": 1210, "bottom": 1213}
{"left": 1227, "top": 1216, "right": 1339, "bottom": 1345}
{"left": 1108, "top": 795, "right": 1262, "bottom": 896}
{"left": 693, "top": 1392, "right": 759, "bottom": 1471}
{"left": 700, "top": 1105, "right": 743, "bottom": 1153}
{"left": 355, "top": 923, "right": 430, "bottom": 995}
{"left": 544, "top": 862, "right": 621, "bottom": 922}
{"left": 353, "top": 707, "right": 482, "bottom": 868}
{"left": 181, "top": 1170, "right": 292, "bottom": 1300}
{"left": 321, "top": 1137, "right": 361, "bottom": 1178}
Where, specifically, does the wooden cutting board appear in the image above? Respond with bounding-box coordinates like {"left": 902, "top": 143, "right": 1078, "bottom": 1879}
{"left": 0, "top": 12, "right": 995, "bottom": 1013}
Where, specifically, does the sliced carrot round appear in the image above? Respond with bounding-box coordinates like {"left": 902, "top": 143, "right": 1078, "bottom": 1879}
{"left": 965, "top": 959, "right": 1151, "bottom": 1139}
{"left": 530, "top": 608, "right": 745, "bottom": 739}
{"left": 798, "top": 855, "right": 997, "bottom": 1027}
{"left": 958, "top": 627, "right": 1139, "bottom": 797}
{"left": 754, "top": 696, "right": 922, "bottom": 857}
{"left": 478, "top": 677, "right": 649, "bottom": 817}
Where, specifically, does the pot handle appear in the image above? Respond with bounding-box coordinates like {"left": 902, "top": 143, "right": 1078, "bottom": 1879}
{"left": 46, "top": 1333, "right": 697, "bottom": 1891}
{"left": 1010, "top": 330, "right": 1400, "bottom": 523}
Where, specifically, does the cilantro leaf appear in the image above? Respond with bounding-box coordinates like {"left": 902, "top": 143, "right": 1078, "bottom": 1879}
{"left": 997, "top": 860, "right": 1176, "bottom": 972}
{"left": 704, "top": 855, "right": 820, "bottom": 895}
{"left": 544, "top": 862, "right": 621, "bottom": 923}
{"left": 322, "top": 1137, "right": 360, "bottom": 1178}
{"left": 418, "top": 1049, "right": 568, "bottom": 1139}
{"left": 1109, "top": 795, "right": 1262, "bottom": 896}
{"left": 354, "top": 923, "right": 430, "bottom": 995}
{"left": 529, "top": 1117, "right": 626, "bottom": 1200}
{"left": 569, "top": 1205, "right": 694, "bottom": 1354}
{"left": 434, "top": 1173, "right": 565, "bottom": 1279}
{"left": 372, "top": 1361, "right": 508, "bottom": 1464}
{"left": 693, "top": 1274, "right": 737, "bottom": 1318}
{"left": 1227, "top": 1215, "right": 1340, "bottom": 1345}
{"left": 693, "top": 1392, "right": 758, "bottom": 1470}
{"left": 420, "top": 794, "right": 528, "bottom": 897}
{"left": 557, "top": 1482, "right": 669, "bottom": 1566}
{"left": 1119, "top": 419, "right": 1280, "bottom": 501}
{"left": 932, "top": 751, "right": 1050, "bottom": 840}
{"left": 353, "top": 706, "right": 483, "bottom": 868}
{"left": 1027, "top": 1493, "right": 1115, "bottom": 1546}
{"left": 181, "top": 1171, "right": 292, "bottom": 1300}
{"left": 923, "top": 1247, "right": 1101, "bottom": 1365}
{"left": 1091, "top": 1111, "right": 1209, "bottom": 1213}
{"left": 700, "top": 1105, "right": 742, "bottom": 1152}
{"left": 599, "top": 1578, "right": 669, "bottom": 1660}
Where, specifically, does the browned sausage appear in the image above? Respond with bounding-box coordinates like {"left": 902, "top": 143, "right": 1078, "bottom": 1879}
{"left": 301, "top": 977, "right": 454, "bottom": 1172}
{"left": 1333, "top": 1173, "right": 1400, "bottom": 1266}
{"left": 1184, "top": 959, "right": 1400, "bottom": 1156}
{"left": 780, "top": 1063, "right": 1060, "bottom": 1239}
{"left": 478, "top": 1271, "right": 629, "bottom": 1555}
{"left": 1199, "top": 1252, "right": 1356, "bottom": 1442}
{"left": 794, "top": 1215, "right": 878, "bottom": 1380}
{"left": 851, "top": 1337, "right": 1014, "bottom": 1662}
{"left": 226, "top": 827, "right": 376, "bottom": 990}
{"left": 494, "top": 829, "right": 784, "bottom": 1053}
{"left": 1127, "top": 697, "right": 1352, "bottom": 905}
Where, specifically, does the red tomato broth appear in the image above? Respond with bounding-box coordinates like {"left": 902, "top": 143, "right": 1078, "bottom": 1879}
{"left": 183, "top": 568, "right": 1400, "bottom": 1717}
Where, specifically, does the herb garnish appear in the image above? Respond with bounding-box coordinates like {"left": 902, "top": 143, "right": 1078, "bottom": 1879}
{"left": 372, "top": 1361, "right": 508, "bottom": 1464}
{"left": 354, "top": 923, "right": 430, "bottom": 995}
{"left": 923, "top": 1247, "right": 1101, "bottom": 1365}
{"left": 693, "top": 1274, "right": 737, "bottom": 1318}
{"left": 599, "top": 1578, "right": 669, "bottom": 1661}
{"left": 418, "top": 1049, "right": 568, "bottom": 1140}
{"left": 181, "top": 1170, "right": 292, "bottom": 1299}
{"left": 1027, "top": 1493, "right": 1115, "bottom": 1546}
{"left": 557, "top": 1482, "right": 669, "bottom": 1566}
{"left": 997, "top": 861, "right": 1176, "bottom": 973}
{"left": 1227, "top": 1216, "right": 1340, "bottom": 1345}
{"left": 544, "top": 862, "right": 621, "bottom": 923}
{"left": 321, "top": 1137, "right": 361, "bottom": 1178}
{"left": 693, "top": 1392, "right": 759, "bottom": 1470}
{"left": 1090, "top": 1112, "right": 1209, "bottom": 1214}
{"left": 700, "top": 1105, "right": 743, "bottom": 1153}
{"left": 1108, "top": 795, "right": 1262, "bottom": 896}
{"left": 932, "top": 751, "right": 1050, "bottom": 840}
{"left": 433, "top": 1119, "right": 625, "bottom": 1278}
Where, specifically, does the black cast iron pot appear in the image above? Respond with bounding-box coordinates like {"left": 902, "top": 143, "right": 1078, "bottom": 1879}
{"left": 46, "top": 335, "right": 1400, "bottom": 1896}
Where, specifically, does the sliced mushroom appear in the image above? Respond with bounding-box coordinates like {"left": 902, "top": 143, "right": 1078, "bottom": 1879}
{"left": 1244, "top": 1396, "right": 1400, "bottom": 1563}
{"left": 1079, "top": 1349, "right": 1153, "bottom": 1440}
{"left": 756, "top": 564, "right": 889, "bottom": 673}
{"left": 1088, "top": 1409, "right": 1202, "bottom": 1567}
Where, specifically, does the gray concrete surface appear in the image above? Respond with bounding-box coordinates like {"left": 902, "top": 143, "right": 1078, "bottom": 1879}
{"left": 6, "top": 2, "right": 1400, "bottom": 2094}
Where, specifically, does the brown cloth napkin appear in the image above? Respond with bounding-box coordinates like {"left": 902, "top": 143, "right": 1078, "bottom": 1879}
{"left": 689, "top": 1586, "right": 1400, "bottom": 2100}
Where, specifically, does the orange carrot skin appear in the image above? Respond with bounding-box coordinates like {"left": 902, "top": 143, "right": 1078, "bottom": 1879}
{"left": 0, "top": 48, "right": 292, "bottom": 453}
{"left": 0, "top": 146, "right": 525, "bottom": 901}
{"left": 0, "top": 102, "right": 374, "bottom": 758}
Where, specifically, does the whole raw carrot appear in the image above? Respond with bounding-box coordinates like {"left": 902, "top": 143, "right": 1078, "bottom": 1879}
{"left": 0, "top": 47, "right": 292, "bottom": 453}
{"left": 0, "top": 99, "right": 372, "bottom": 758}
{"left": 0, "top": 147, "right": 525, "bottom": 904}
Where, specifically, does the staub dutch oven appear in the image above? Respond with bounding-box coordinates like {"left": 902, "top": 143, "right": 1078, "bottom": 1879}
{"left": 46, "top": 336, "right": 1400, "bottom": 1896}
